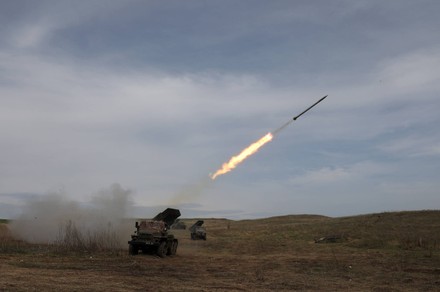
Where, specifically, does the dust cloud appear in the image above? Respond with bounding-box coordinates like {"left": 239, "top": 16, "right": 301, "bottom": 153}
{"left": 9, "top": 183, "right": 133, "bottom": 248}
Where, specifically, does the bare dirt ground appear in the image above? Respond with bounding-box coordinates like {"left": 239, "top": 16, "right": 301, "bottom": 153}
{"left": 1, "top": 211, "right": 440, "bottom": 291}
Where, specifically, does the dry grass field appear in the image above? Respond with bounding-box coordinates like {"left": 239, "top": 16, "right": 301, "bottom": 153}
{"left": 1, "top": 211, "right": 439, "bottom": 291}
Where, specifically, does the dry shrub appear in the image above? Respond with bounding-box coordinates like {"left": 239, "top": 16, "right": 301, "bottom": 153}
{"left": 398, "top": 235, "right": 439, "bottom": 257}
{"left": 254, "top": 266, "right": 266, "bottom": 282}
{"left": 54, "top": 220, "right": 122, "bottom": 253}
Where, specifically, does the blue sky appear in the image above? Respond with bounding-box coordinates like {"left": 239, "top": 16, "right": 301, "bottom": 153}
{"left": 1, "top": 0, "right": 439, "bottom": 219}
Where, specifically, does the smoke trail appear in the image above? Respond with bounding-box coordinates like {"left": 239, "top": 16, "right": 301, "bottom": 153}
{"left": 169, "top": 96, "right": 327, "bottom": 202}
{"left": 9, "top": 183, "right": 133, "bottom": 248}
{"left": 168, "top": 177, "right": 212, "bottom": 206}
{"left": 272, "top": 119, "right": 294, "bottom": 135}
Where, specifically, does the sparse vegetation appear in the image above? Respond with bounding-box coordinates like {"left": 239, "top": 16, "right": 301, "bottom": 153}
{"left": 0, "top": 222, "right": 30, "bottom": 253}
{"left": 1, "top": 211, "right": 439, "bottom": 291}
{"left": 54, "top": 220, "right": 122, "bottom": 254}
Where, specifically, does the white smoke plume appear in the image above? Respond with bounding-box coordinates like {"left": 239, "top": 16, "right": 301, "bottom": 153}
{"left": 168, "top": 177, "right": 213, "bottom": 206}
{"left": 9, "top": 183, "right": 133, "bottom": 248}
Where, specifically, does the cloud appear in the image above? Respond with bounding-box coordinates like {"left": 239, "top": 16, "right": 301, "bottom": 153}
{"left": 0, "top": 50, "right": 293, "bottom": 198}
{"left": 378, "top": 135, "right": 440, "bottom": 158}
{"left": 1, "top": 1, "right": 439, "bottom": 219}
{"left": 12, "top": 23, "right": 51, "bottom": 48}
{"left": 377, "top": 47, "right": 440, "bottom": 94}
{"left": 289, "top": 161, "right": 392, "bottom": 186}
{"left": 290, "top": 167, "right": 351, "bottom": 185}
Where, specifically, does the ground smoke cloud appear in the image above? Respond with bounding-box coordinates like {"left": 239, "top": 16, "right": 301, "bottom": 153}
{"left": 10, "top": 184, "right": 133, "bottom": 249}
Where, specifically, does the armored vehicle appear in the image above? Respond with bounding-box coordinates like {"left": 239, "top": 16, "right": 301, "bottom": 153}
{"left": 128, "top": 208, "right": 180, "bottom": 257}
{"left": 189, "top": 220, "right": 206, "bottom": 240}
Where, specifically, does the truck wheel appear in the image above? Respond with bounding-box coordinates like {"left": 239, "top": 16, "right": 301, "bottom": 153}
{"left": 166, "top": 242, "right": 173, "bottom": 256}
{"left": 168, "top": 240, "right": 178, "bottom": 256}
{"left": 129, "top": 244, "right": 138, "bottom": 255}
{"left": 156, "top": 241, "right": 167, "bottom": 258}
{"left": 173, "top": 240, "right": 179, "bottom": 255}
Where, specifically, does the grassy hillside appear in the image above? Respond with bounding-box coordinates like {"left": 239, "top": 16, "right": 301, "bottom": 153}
{"left": 1, "top": 210, "right": 439, "bottom": 291}
{"left": 182, "top": 210, "right": 439, "bottom": 253}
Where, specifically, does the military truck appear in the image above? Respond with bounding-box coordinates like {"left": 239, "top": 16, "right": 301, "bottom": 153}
{"left": 189, "top": 220, "right": 206, "bottom": 240}
{"left": 128, "top": 208, "right": 180, "bottom": 257}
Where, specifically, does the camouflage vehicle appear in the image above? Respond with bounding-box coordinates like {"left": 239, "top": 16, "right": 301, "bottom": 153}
{"left": 189, "top": 220, "right": 206, "bottom": 240}
{"left": 128, "top": 208, "right": 180, "bottom": 257}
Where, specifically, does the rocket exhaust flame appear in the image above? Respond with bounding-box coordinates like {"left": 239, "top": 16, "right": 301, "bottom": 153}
{"left": 210, "top": 132, "right": 273, "bottom": 180}
{"left": 210, "top": 95, "right": 327, "bottom": 180}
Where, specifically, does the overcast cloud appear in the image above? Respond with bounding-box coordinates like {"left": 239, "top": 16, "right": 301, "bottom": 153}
{"left": 1, "top": 0, "right": 439, "bottom": 219}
